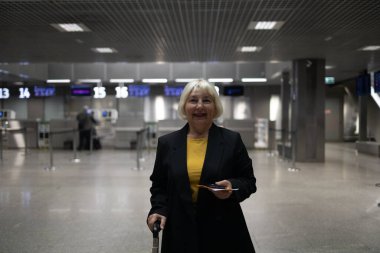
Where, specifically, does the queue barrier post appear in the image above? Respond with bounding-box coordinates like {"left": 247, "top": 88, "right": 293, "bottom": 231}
{"left": 72, "top": 129, "right": 80, "bottom": 163}
{"left": 45, "top": 131, "right": 55, "bottom": 171}
{"left": 287, "top": 130, "right": 300, "bottom": 172}
{"left": 132, "top": 127, "right": 148, "bottom": 171}
{"left": 0, "top": 127, "right": 3, "bottom": 161}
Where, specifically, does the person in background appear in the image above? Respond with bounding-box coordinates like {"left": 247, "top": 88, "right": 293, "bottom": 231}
{"left": 147, "top": 79, "right": 257, "bottom": 253}
{"left": 76, "top": 106, "right": 97, "bottom": 150}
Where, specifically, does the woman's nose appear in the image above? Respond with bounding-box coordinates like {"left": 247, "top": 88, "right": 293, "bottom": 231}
{"left": 195, "top": 100, "right": 204, "bottom": 107}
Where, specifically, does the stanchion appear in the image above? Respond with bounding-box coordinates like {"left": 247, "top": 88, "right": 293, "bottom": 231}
{"left": 89, "top": 127, "right": 94, "bottom": 154}
{"left": 288, "top": 130, "right": 300, "bottom": 172}
{"left": 72, "top": 129, "right": 80, "bottom": 163}
{"left": 132, "top": 128, "right": 147, "bottom": 171}
{"left": 23, "top": 127, "right": 28, "bottom": 156}
{"left": 44, "top": 133, "right": 56, "bottom": 171}
{"left": 0, "top": 128, "right": 3, "bottom": 161}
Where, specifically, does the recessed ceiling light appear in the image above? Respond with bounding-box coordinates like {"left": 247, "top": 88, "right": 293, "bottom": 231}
{"left": 247, "top": 21, "right": 285, "bottom": 30}
{"left": 78, "top": 79, "right": 102, "bottom": 83}
{"left": 241, "top": 78, "right": 267, "bottom": 83}
{"left": 51, "top": 23, "right": 90, "bottom": 32}
{"left": 109, "top": 79, "right": 134, "bottom": 83}
{"left": 359, "top": 45, "right": 380, "bottom": 51}
{"left": 175, "top": 78, "right": 198, "bottom": 83}
{"left": 239, "top": 46, "right": 262, "bottom": 52}
{"left": 208, "top": 78, "right": 233, "bottom": 83}
{"left": 142, "top": 78, "right": 168, "bottom": 83}
{"left": 92, "top": 48, "right": 117, "bottom": 53}
{"left": 47, "top": 79, "right": 71, "bottom": 83}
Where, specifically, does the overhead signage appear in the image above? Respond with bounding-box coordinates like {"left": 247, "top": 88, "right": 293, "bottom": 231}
{"left": 34, "top": 86, "right": 55, "bottom": 97}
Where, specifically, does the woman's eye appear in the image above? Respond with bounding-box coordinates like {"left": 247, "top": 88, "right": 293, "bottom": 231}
{"left": 203, "top": 99, "right": 211, "bottom": 104}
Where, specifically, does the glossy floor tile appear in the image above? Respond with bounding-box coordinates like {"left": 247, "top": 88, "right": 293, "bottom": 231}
{"left": 0, "top": 143, "right": 379, "bottom": 253}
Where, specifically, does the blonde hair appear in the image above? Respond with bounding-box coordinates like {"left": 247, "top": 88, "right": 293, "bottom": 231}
{"left": 178, "top": 79, "right": 223, "bottom": 120}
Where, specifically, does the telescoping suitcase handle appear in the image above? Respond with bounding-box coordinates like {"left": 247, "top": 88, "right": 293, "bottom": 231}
{"left": 152, "top": 220, "right": 161, "bottom": 253}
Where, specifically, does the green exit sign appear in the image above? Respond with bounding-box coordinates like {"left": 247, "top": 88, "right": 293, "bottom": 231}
{"left": 325, "top": 77, "right": 335, "bottom": 85}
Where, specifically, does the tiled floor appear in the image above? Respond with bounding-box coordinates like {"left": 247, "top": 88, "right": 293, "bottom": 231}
{"left": 0, "top": 143, "right": 379, "bottom": 253}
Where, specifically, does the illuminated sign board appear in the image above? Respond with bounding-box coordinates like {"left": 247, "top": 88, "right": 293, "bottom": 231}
{"left": 71, "top": 85, "right": 92, "bottom": 96}
{"left": 223, "top": 85, "right": 244, "bottom": 96}
{"left": 164, "top": 85, "right": 184, "bottom": 97}
{"left": 34, "top": 86, "right": 55, "bottom": 97}
{"left": 0, "top": 88, "right": 10, "bottom": 99}
{"left": 128, "top": 85, "right": 150, "bottom": 97}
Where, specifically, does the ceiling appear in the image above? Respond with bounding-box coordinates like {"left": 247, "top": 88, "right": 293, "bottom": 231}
{"left": 1, "top": 0, "right": 380, "bottom": 83}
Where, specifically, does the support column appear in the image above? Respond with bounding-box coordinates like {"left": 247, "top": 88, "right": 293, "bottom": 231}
{"left": 292, "top": 59, "right": 325, "bottom": 162}
{"left": 358, "top": 95, "right": 368, "bottom": 141}
{"left": 281, "top": 71, "right": 290, "bottom": 145}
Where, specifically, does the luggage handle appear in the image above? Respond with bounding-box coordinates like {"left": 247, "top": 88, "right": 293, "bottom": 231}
{"left": 153, "top": 220, "right": 161, "bottom": 238}
{"left": 152, "top": 220, "right": 161, "bottom": 253}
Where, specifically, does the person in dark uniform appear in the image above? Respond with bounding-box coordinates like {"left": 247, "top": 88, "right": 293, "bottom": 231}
{"left": 147, "top": 80, "right": 257, "bottom": 253}
{"left": 76, "top": 106, "right": 97, "bottom": 150}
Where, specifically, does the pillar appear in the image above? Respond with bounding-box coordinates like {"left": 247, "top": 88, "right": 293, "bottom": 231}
{"left": 292, "top": 59, "right": 325, "bottom": 162}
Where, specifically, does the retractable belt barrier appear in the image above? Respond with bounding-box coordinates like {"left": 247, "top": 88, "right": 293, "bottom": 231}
{"left": 269, "top": 128, "right": 300, "bottom": 172}
{"left": 44, "top": 128, "right": 81, "bottom": 171}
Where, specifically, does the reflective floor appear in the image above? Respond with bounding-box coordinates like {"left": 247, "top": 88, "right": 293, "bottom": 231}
{"left": 0, "top": 143, "right": 379, "bottom": 253}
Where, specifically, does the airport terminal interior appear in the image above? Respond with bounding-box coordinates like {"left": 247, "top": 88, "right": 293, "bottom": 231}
{"left": 1, "top": 1, "right": 380, "bottom": 252}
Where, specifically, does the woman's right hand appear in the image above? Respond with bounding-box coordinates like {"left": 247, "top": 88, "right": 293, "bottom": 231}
{"left": 147, "top": 213, "right": 167, "bottom": 232}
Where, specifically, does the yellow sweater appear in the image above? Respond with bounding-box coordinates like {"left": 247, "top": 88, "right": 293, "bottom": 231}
{"left": 187, "top": 137, "right": 208, "bottom": 203}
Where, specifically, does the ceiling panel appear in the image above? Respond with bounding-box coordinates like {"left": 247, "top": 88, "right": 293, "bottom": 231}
{"left": 0, "top": 0, "right": 379, "bottom": 81}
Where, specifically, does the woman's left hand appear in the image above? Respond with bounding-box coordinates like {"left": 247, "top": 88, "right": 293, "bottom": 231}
{"left": 212, "top": 180, "right": 233, "bottom": 199}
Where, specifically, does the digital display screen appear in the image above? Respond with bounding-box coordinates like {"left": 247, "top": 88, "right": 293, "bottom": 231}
{"left": 164, "top": 86, "right": 184, "bottom": 97}
{"left": 34, "top": 86, "right": 56, "bottom": 97}
{"left": 356, "top": 74, "right": 370, "bottom": 96}
{"left": 0, "top": 111, "right": 3, "bottom": 118}
{"left": 223, "top": 85, "right": 244, "bottom": 96}
{"left": 70, "top": 85, "right": 92, "bottom": 96}
{"left": 128, "top": 85, "right": 150, "bottom": 97}
{"left": 374, "top": 71, "right": 380, "bottom": 93}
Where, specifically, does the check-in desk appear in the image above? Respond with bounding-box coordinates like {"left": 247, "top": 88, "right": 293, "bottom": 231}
{"left": 49, "top": 119, "right": 77, "bottom": 149}
{"left": 223, "top": 119, "right": 255, "bottom": 149}
{"left": 1, "top": 120, "right": 38, "bottom": 149}
{"left": 114, "top": 118, "right": 145, "bottom": 149}
{"left": 157, "top": 119, "right": 186, "bottom": 138}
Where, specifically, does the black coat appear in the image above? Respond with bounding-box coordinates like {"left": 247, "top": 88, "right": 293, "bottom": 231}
{"left": 149, "top": 123, "right": 257, "bottom": 253}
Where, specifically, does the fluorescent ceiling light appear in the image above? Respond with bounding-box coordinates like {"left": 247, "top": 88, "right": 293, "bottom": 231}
{"left": 51, "top": 23, "right": 90, "bottom": 32}
{"left": 325, "top": 65, "right": 335, "bottom": 70}
{"left": 359, "top": 45, "right": 380, "bottom": 51}
{"left": 110, "top": 79, "right": 134, "bottom": 83}
{"left": 247, "top": 21, "right": 285, "bottom": 30}
{"left": 240, "top": 46, "right": 262, "bottom": 52}
{"left": 208, "top": 78, "right": 233, "bottom": 83}
{"left": 47, "top": 79, "right": 71, "bottom": 83}
{"left": 92, "top": 47, "right": 117, "bottom": 53}
{"left": 142, "top": 78, "right": 168, "bottom": 83}
{"left": 78, "top": 79, "right": 101, "bottom": 83}
{"left": 175, "top": 78, "right": 198, "bottom": 83}
{"left": 241, "top": 78, "right": 267, "bottom": 83}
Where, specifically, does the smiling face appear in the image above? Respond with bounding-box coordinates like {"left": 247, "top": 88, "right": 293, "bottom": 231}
{"left": 185, "top": 88, "right": 216, "bottom": 137}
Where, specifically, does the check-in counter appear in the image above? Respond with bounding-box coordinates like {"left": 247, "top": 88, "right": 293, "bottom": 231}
{"left": 157, "top": 119, "right": 186, "bottom": 138}
{"left": 114, "top": 118, "right": 145, "bottom": 149}
{"left": 223, "top": 119, "right": 255, "bottom": 149}
{"left": 49, "top": 119, "right": 77, "bottom": 149}
{"left": 1, "top": 120, "right": 38, "bottom": 149}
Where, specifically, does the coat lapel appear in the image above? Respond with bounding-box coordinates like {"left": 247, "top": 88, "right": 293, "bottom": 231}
{"left": 199, "top": 124, "right": 224, "bottom": 185}
{"left": 170, "top": 125, "right": 194, "bottom": 209}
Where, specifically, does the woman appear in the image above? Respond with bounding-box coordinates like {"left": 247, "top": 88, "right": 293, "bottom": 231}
{"left": 147, "top": 79, "right": 257, "bottom": 253}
